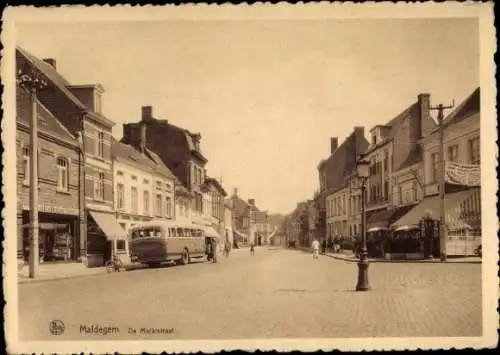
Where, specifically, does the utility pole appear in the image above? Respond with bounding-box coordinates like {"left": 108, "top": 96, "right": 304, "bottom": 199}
{"left": 17, "top": 68, "right": 47, "bottom": 278}
{"left": 430, "top": 101, "right": 455, "bottom": 262}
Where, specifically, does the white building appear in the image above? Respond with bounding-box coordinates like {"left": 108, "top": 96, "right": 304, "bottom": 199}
{"left": 112, "top": 139, "right": 176, "bottom": 261}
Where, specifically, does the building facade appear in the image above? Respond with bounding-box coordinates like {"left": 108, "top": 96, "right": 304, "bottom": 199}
{"left": 16, "top": 84, "right": 83, "bottom": 264}
{"left": 17, "top": 47, "right": 127, "bottom": 268}
{"left": 112, "top": 139, "right": 176, "bottom": 262}
{"left": 122, "top": 105, "right": 211, "bottom": 230}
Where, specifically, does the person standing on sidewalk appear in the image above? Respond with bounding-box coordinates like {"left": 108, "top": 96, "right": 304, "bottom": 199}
{"left": 250, "top": 242, "right": 255, "bottom": 256}
{"left": 311, "top": 239, "right": 320, "bottom": 259}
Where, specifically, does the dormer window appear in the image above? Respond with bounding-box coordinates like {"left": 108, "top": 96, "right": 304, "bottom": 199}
{"left": 372, "top": 134, "right": 377, "bottom": 145}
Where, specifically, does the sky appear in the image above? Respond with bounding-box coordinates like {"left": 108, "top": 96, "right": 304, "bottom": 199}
{"left": 16, "top": 17, "right": 479, "bottom": 215}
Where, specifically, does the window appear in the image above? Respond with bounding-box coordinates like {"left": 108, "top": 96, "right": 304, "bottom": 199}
{"left": 117, "top": 170, "right": 124, "bottom": 176}
{"left": 131, "top": 175, "right": 137, "bottom": 181}
{"left": 156, "top": 181, "right": 162, "bottom": 190}
{"left": 468, "top": 137, "right": 480, "bottom": 164}
{"left": 22, "top": 147, "right": 30, "bottom": 185}
{"left": 431, "top": 153, "right": 440, "bottom": 183}
{"left": 165, "top": 196, "right": 172, "bottom": 218}
{"left": 56, "top": 157, "right": 69, "bottom": 190}
{"left": 413, "top": 181, "right": 418, "bottom": 201}
{"left": 143, "top": 178, "right": 149, "bottom": 184}
{"left": 383, "top": 151, "right": 389, "bottom": 172}
{"left": 117, "top": 183, "right": 125, "bottom": 210}
{"left": 96, "top": 131, "right": 105, "bottom": 158}
{"left": 143, "top": 191, "right": 150, "bottom": 215}
{"left": 447, "top": 145, "right": 459, "bottom": 163}
{"left": 116, "top": 240, "right": 126, "bottom": 251}
{"left": 372, "top": 134, "right": 377, "bottom": 145}
{"left": 398, "top": 185, "right": 403, "bottom": 205}
{"left": 383, "top": 181, "right": 389, "bottom": 201}
{"left": 155, "top": 194, "right": 162, "bottom": 216}
{"left": 131, "top": 187, "right": 138, "bottom": 214}
{"left": 94, "top": 172, "right": 105, "bottom": 200}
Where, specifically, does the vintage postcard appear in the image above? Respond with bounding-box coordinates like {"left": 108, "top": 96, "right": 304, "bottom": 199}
{"left": 2, "top": 3, "right": 498, "bottom": 354}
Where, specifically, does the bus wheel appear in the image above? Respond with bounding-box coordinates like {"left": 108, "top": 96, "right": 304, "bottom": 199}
{"left": 181, "top": 249, "right": 190, "bottom": 265}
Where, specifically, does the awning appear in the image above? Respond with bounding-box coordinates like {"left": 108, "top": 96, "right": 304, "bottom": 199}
{"left": 390, "top": 188, "right": 480, "bottom": 231}
{"left": 89, "top": 211, "right": 127, "bottom": 241}
{"left": 366, "top": 205, "right": 415, "bottom": 232}
{"left": 204, "top": 226, "right": 221, "bottom": 239}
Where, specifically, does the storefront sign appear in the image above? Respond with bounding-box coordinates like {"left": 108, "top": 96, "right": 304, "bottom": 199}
{"left": 22, "top": 203, "right": 79, "bottom": 216}
{"left": 445, "top": 161, "right": 481, "bottom": 187}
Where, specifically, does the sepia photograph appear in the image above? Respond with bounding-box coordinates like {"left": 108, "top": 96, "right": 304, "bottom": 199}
{"left": 2, "top": 3, "right": 498, "bottom": 353}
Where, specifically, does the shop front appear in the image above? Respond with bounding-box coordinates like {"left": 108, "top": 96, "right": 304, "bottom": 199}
{"left": 21, "top": 212, "right": 80, "bottom": 263}
{"left": 366, "top": 205, "right": 416, "bottom": 258}
{"left": 86, "top": 210, "right": 128, "bottom": 268}
{"left": 390, "top": 188, "right": 481, "bottom": 258}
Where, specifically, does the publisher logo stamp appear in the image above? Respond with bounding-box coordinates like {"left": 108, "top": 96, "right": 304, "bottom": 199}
{"left": 49, "top": 320, "right": 65, "bottom": 336}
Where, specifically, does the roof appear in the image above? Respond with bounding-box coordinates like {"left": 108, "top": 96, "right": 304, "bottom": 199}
{"left": 16, "top": 46, "right": 115, "bottom": 128}
{"left": 230, "top": 195, "right": 251, "bottom": 217}
{"left": 434, "top": 87, "right": 480, "bottom": 134}
{"left": 16, "top": 85, "right": 77, "bottom": 144}
{"left": 397, "top": 146, "right": 423, "bottom": 171}
{"left": 112, "top": 138, "right": 176, "bottom": 180}
{"left": 204, "top": 177, "right": 227, "bottom": 196}
{"left": 320, "top": 128, "right": 370, "bottom": 194}
{"left": 365, "top": 103, "right": 416, "bottom": 154}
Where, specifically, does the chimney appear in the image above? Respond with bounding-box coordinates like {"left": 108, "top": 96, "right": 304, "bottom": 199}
{"left": 142, "top": 106, "right": 153, "bottom": 123}
{"left": 414, "top": 93, "right": 430, "bottom": 145}
{"left": 140, "top": 123, "right": 147, "bottom": 152}
{"left": 43, "top": 58, "right": 56, "bottom": 69}
{"left": 330, "top": 137, "right": 338, "bottom": 154}
{"left": 233, "top": 188, "right": 238, "bottom": 197}
{"left": 248, "top": 199, "right": 255, "bottom": 206}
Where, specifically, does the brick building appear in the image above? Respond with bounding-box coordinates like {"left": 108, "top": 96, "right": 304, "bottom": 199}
{"left": 16, "top": 84, "right": 83, "bottom": 264}
{"left": 362, "top": 94, "right": 438, "bottom": 249}
{"left": 391, "top": 87, "right": 481, "bottom": 256}
{"left": 17, "top": 47, "right": 127, "bottom": 267}
{"left": 122, "top": 106, "right": 223, "bottom": 235}
{"left": 321, "top": 127, "right": 369, "bottom": 243}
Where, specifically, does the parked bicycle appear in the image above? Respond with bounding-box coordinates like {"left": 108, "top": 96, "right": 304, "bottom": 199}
{"left": 105, "top": 253, "right": 124, "bottom": 273}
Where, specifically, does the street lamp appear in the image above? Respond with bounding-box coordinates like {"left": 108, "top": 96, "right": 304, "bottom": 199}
{"left": 356, "top": 157, "right": 371, "bottom": 291}
{"left": 17, "top": 67, "right": 48, "bottom": 279}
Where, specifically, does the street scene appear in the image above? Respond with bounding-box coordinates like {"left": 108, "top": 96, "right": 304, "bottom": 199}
{"left": 19, "top": 247, "right": 482, "bottom": 340}
{"left": 4, "top": 3, "right": 497, "bottom": 353}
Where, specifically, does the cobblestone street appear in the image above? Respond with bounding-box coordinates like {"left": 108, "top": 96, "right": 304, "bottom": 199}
{"left": 18, "top": 247, "right": 482, "bottom": 340}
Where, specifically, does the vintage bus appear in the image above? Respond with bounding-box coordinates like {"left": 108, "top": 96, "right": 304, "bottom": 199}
{"left": 128, "top": 221, "right": 220, "bottom": 267}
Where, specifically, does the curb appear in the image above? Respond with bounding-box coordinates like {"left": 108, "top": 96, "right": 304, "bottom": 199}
{"left": 18, "top": 270, "right": 107, "bottom": 285}
{"left": 292, "top": 247, "right": 481, "bottom": 265}
{"left": 324, "top": 253, "right": 482, "bottom": 264}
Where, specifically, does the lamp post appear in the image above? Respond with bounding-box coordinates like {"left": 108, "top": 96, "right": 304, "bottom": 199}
{"left": 356, "top": 158, "right": 371, "bottom": 291}
{"left": 17, "top": 67, "right": 47, "bottom": 279}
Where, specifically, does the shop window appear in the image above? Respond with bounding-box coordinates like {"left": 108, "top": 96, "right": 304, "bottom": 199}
{"left": 116, "top": 240, "right": 126, "bottom": 251}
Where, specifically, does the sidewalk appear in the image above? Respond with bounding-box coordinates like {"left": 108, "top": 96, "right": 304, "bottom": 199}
{"left": 18, "top": 262, "right": 107, "bottom": 284}
{"left": 17, "top": 261, "right": 148, "bottom": 284}
{"left": 295, "top": 247, "right": 481, "bottom": 264}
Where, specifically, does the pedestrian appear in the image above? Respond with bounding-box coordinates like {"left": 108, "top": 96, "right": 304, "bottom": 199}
{"left": 250, "top": 242, "right": 255, "bottom": 256}
{"left": 311, "top": 238, "right": 319, "bottom": 259}
{"left": 224, "top": 239, "right": 231, "bottom": 257}
{"left": 212, "top": 239, "right": 218, "bottom": 263}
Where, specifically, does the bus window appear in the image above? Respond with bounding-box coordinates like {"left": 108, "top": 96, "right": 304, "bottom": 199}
{"left": 184, "top": 228, "right": 191, "bottom": 237}
{"left": 169, "top": 228, "right": 175, "bottom": 237}
{"left": 177, "top": 228, "right": 184, "bottom": 237}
